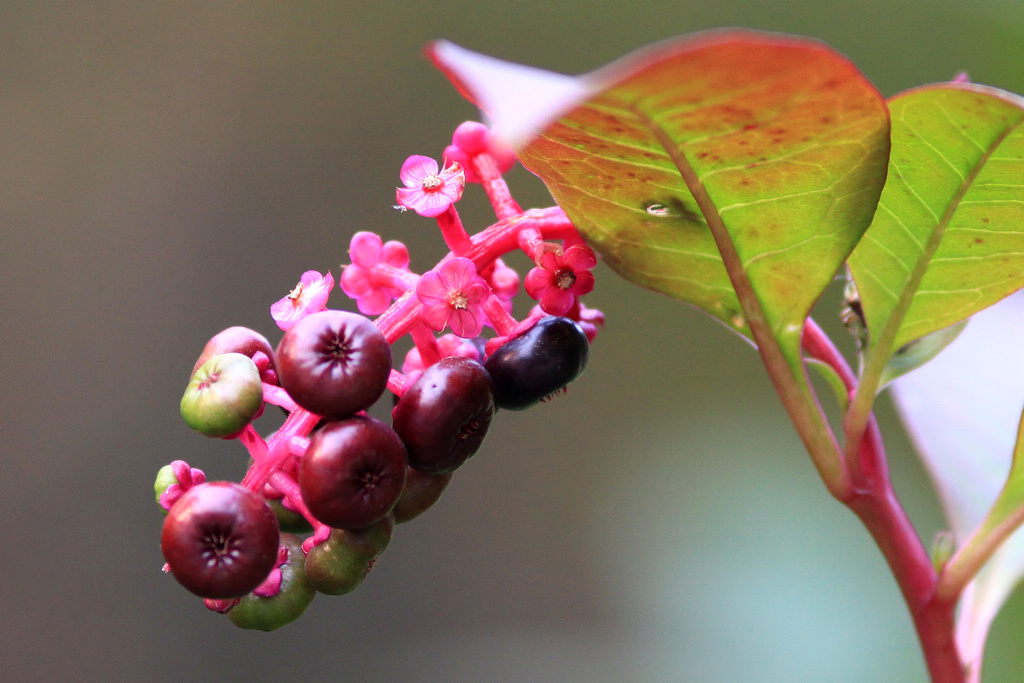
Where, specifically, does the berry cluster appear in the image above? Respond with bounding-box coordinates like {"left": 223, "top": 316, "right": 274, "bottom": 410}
{"left": 156, "top": 122, "right": 604, "bottom": 630}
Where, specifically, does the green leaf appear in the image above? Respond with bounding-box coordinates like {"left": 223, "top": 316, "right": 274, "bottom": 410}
{"left": 431, "top": 30, "right": 890, "bottom": 356}
{"left": 848, "top": 84, "right": 1024, "bottom": 362}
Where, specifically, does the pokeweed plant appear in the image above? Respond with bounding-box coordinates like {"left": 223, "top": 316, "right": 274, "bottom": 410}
{"left": 154, "top": 27, "right": 1024, "bottom": 683}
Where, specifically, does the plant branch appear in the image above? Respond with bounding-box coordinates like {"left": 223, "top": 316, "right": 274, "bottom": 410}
{"left": 803, "top": 319, "right": 965, "bottom": 683}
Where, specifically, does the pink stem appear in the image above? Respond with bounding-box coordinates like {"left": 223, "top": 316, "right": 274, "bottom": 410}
{"left": 387, "top": 369, "right": 409, "bottom": 396}
{"left": 517, "top": 226, "right": 546, "bottom": 262}
{"left": 371, "top": 263, "right": 420, "bottom": 293}
{"left": 409, "top": 323, "right": 441, "bottom": 367}
{"left": 435, "top": 205, "right": 473, "bottom": 255}
{"left": 238, "top": 424, "right": 268, "bottom": 463}
{"left": 802, "top": 319, "right": 964, "bottom": 683}
{"left": 267, "top": 469, "right": 328, "bottom": 539}
{"left": 472, "top": 152, "right": 521, "bottom": 219}
{"left": 483, "top": 295, "right": 517, "bottom": 336}
{"left": 241, "top": 408, "right": 320, "bottom": 492}
{"left": 263, "top": 383, "right": 298, "bottom": 412}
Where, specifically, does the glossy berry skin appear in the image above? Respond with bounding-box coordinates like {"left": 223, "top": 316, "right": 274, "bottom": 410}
{"left": 392, "top": 468, "right": 453, "bottom": 523}
{"left": 192, "top": 326, "right": 277, "bottom": 381}
{"left": 484, "top": 316, "right": 589, "bottom": 410}
{"left": 392, "top": 357, "right": 494, "bottom": 474}
{"left": 161, "top": 481, "right": 280, "bottom": 599}
{"left": 180, "top": 353, "right": 265, "bottom": 438}
{"left": 276, "top": 310, "right": 391, "bottom": 418}
{"left": 299, "top": 416, "right": 407, "bottom": 529}
{"left": 305, "top": 515, "right": 395, "bottom": 595}
{"left": 228, "top": 534, "right": 315, "bottom": 631}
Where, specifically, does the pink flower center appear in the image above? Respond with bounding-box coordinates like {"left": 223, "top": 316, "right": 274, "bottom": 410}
{"left": 287, "top": 282, "right": 305, "bottom": 301}
{"left": 422, "top": 174, "right": 444, "bottom": 192}
{"left": 448, "top": 290, "right": 469, "bottom": 310}
{"left": 556, "top": 269, "right": 577, "bottom": 290}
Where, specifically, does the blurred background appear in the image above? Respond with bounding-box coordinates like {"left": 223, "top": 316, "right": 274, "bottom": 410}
{"left": 3, "top": 1, "right": 1024, "bottom": 681}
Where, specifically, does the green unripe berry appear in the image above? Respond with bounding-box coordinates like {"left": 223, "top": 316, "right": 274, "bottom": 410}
{"left": 304, "top": 516, "right": 395, "bottom": 596}
{"left": 180, "top": 353, "right": 264, "bottom": 438}
{"left": 228, "top": 534, "right": 315, "bottom": 631}
{"left": 154, "top": 465, "right": 178, "bottom": 511}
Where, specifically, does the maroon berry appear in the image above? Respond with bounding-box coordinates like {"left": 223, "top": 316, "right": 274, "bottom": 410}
{"left": 193, "top": 326, "right": 277, "bottom": 383}
{"left": 484, "top": 316, "right": 589, "bottom": 410}
{"left": 299, "top": 416, "right": 407, "bottom": 529}
{"left": 392, "top": 357, "right": 494, "bottom": 474}
{"left": 161, "top": 482, "right": 280, "bottom": 599}
{"left": 276, "top": 310, "right": 392, "bottom": 418}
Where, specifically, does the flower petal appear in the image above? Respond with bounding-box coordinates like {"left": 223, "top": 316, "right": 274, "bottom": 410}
{"left": 416, "top": 270, "right": 449, "bottom": 305}
{"left": 399, "top": 155, "right": 439, "bottom": 187}
{"left": 349, "top": 232, "right": 383, "bottom": 269}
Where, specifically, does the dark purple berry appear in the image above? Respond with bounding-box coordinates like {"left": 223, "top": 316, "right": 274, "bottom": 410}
{"left": 192, "top": 326, "right": 277, "bottom": 382}
{"left": 161, "top": 481, "right": 280, "bottom": 599}
{"left": 305, "top": 516, "right": 395, "bottom": 595}
{"left": 228, "top": 534, "right": 316, "bottom": 631}
{"left": 180, "top": 353, "right": 264, "bottom": 438}
{"left": 392, "top": 468, "right": 453, "bottom": 523}
{"left": 276, "top": 310, "right": 391, "bottom": 418}
{"left": 392, "top": 357, "right": 494, "bottom": 474}
{"left": 484, "top": 316, "right": 589, "bottom": 410}
{"left": 299, "top": 416, "right": 407, "bottom": 529}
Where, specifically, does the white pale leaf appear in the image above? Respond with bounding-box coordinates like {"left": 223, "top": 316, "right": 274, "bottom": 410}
{"left": 428, "top": 41, "right": 591, "bottom": 148}
{"left": 890, "top": 289, "right": 1024, "bottom": 668}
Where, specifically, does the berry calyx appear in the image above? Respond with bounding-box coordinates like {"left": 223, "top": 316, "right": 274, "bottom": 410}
{"left": 484, "top": 316, "right": 590, "bottom": 410}
{"left": 299, "top": 416, "right": 407, "bottom": 529}
{"left": 227, "top": 534, "right": 316, "bottom": 631}
{"left": 180, "top": 353, "right": 265, "bottom": 438}
{"left": 392, "top": 357, "right": 495, "bottom": 474}
{"left": 276, "top": 310, "right": 392, "bottom": 418}
{"left": 161, "top": 481, "right": 280, "bottom": 599}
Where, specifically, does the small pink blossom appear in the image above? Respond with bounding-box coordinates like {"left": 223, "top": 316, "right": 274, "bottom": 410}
{"left": 416, "top": 258, "right": 490, "bottom": 338}
{"left": 159, "top": 460, "right": 206, "bottom": 511}
{"left": 443, "top": 121, "right": 517, "bottom": 183}
{"left": 340, "top": 232, "right": 412, "bottom": 315}
{"left": 524, "top": 243, "right": 597, "bottom": 316}
{"left": 402, "top": 333, "right": 481, "bottom": 374}
{"left": 271, "top": 270, "right": 334, "bottom": 331}
{"left": 395, "top": 155, "right": 465, "bottom": 217}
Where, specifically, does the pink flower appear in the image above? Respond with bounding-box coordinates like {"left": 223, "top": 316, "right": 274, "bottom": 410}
{"left": 443, "top": 121, "right": 517, "bottom": 183}
{"left": 402, "top": 333, "right": 481, "bottom": 374}
{"left": 340, "top": 232, "right": 412, "bottom": 315}
{"left": 271, "top": 270, "right": 334, "bottom": 331}
{"left": 416, "top": 258, "right": 490, "bottom": 338}
{"left": 524, "top": 243, "right": 597, "bottom": 316}
{"left": 395, "top": 155, "right": 465, "bottom": 217}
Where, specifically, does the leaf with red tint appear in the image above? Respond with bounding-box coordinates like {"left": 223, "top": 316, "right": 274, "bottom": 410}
{"left": 429, "top": 30, "right": 890, "bottom": 367}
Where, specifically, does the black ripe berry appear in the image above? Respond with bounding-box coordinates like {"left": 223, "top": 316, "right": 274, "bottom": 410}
{"left": 484, "top": 316, "right": 589, "bottom": 410}
{"left": 276, "top": 310, "right": 391, "bottom": 418}
{"left": 299, "top": 415, "right": 407, "bottom": 530}
{"left": 160, "top": 481, "right": 280, "bottom": 599}
{"left": 393, "top": 357, "right": 495, "bottom": 474}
